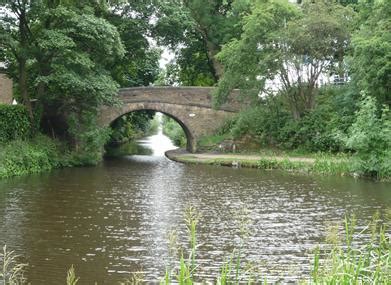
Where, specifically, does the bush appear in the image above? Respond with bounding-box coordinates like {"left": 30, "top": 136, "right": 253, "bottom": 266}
{"left": 227, "top": 86, "right": 358, "bottom": 153}
{"left": 0, "top": 135, "right": 66, "bottom": 179}
{"left": 343, "top": 94, "right": 391, "bottom": 179}
{"left": 0, "top": 104, "right": 31, "bottom": 143}
{"left": 67, "top": 112, "right": 112, "bottom": 166}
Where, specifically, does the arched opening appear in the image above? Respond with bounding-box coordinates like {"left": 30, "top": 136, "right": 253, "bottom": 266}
{"left": 105, "top": 108, "right": 195, "bottom": 155}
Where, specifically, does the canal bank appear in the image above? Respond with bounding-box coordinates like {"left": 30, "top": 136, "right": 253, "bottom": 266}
{"left": 166, "top": 148, "right": 352, "bottom": 177}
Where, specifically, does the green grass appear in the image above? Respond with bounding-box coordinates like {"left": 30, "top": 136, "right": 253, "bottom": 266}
{"left": 169, "top": 153, "right": 352, "bottom": 177}
{"left": 197, "top": 134, "right": 230, "bottom": 150}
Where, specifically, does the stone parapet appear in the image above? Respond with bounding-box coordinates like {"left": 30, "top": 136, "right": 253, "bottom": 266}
{"left": 119, "top": 87, "right": 244, "bottom": 112}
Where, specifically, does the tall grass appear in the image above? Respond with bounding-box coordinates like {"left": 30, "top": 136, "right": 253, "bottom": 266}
{"left": 309, "top": 216, "right": 390, "bottom": 284}
{"left": 0, "top": 245, "right": 27, "bottom": 285}
{"left": 1, "top": 211, "right": 389, "bottom": 284}
{"left": 66, "top": 265, "right": 79, "bottom": 285}
{"left": 160, "top": 206, "right": 258, "bottom": 284}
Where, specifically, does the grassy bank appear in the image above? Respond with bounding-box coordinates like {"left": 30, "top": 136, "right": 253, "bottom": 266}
{"left": 0, "top": 135, "right": 69, "bottom": 179}
{"left": 166, "top": 149, "right": 357, "bottom": 177}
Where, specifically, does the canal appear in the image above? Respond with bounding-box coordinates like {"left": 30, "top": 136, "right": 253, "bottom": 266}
{"left": 0, "top": 131, "right": 390, "bottom": 283}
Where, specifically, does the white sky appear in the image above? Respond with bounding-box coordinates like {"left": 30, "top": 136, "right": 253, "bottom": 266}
{"left": 159, "top": 47, "right": 174, "bottom": 69}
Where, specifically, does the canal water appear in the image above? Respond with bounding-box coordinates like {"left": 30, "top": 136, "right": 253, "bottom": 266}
{"left": 0, "top": 130, "right": 390, "bottom": 284}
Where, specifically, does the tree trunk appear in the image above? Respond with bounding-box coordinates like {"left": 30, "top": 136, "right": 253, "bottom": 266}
{"left": 19, "top": 58, "right": 33, "bottom": 121}
{"left": 18, "top": 5, "right": 34, "bottom": 122}
{"left": 198, "top": 26, "right": 224, "bottom": 80}
{"left": 205, "top": 39, "right": 224, "bottom": 80}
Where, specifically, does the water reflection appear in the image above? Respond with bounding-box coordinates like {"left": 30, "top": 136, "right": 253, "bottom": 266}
{"left": 0, "top": 131, "right": 390, "bottom": 283}
{"left": 137, "top": 124, "right": 177, "bottom": 156}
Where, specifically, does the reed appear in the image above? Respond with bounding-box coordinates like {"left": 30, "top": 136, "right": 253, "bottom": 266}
{"left": 0, "top": 245, "right": 27, "bottom": 285}
{"left": 1, "top": 212, "right": 389, "bottom": 284}
{"left": 66, "top": 265, "right": 79, "bottom": 285}
{"left": 309, "top": 215, "right": 391, "bottom": 284}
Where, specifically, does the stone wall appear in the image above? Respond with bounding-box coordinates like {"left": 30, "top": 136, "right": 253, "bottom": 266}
{"left": 0, "top": 74, "right": 13, "bottom": 104}
{"left": 119, "top": 87, "right": 244, "bottom": 112}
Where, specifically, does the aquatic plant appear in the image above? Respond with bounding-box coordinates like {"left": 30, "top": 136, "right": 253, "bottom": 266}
{"left": 309, "top": 216, "right": 391, "bottom": 284}
{"left": 1, "top": 212, "right": 390, "bottom": 284}
{"left": 0, "top": 245, "right": 27, "bottom": 285}
{"left": 66, "top": 265, "right": 79, "bottom": 285}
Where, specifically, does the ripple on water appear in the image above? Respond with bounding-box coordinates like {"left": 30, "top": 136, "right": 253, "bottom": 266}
{"left": 0, "top": 135, "right": 390, "bottom": 283}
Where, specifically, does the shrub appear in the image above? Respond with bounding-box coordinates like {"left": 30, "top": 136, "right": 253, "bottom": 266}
{"left": 343, "top": 94, "right": 391, "bottom": 179}
{"left": 227, "top": 85, "right": 358, "bottom": 153}
{"left": 67, "top": 112, "right": 112, "bottom": 166}
{"left": 0, "top": 104, "right": 31, "bottom": 143}
{"left": 0, "top": 135, "right": 66, "bottom": 179}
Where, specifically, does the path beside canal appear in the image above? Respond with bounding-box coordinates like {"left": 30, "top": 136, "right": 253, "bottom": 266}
{"left": 165, "top": 148, "right": 350, "bottom": 175}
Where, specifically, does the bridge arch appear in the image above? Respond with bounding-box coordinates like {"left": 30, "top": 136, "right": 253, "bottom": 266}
{"left": 106, "top": 104, "right": 196, "bottom": 152}
{"left": 98, "top": 87, "right": 242, "bottom": 153}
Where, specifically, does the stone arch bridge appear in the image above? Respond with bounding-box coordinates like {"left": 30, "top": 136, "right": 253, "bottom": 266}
{"left": 99, "top": 87, "right": 242, "bottom": 153}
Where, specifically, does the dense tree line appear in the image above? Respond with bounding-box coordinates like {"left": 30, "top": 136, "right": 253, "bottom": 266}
{"left": 0, "top": 0, "right": 160, "bottom": 163}
{"left": 0, "top": 0, "right": 389, "bottom": 178}
{"left": 211, "top": 0, "right": 390, "bottom": 178}
{"left": 156, "top": 0, "right": 390, "bottom": 178}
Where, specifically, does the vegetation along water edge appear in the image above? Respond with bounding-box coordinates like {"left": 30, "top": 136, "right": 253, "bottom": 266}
{"left": 166, "top": 149, "right": 355, "bottom": 178}
{"left": 1, "top": 210, "right": 390, "bottom": 284}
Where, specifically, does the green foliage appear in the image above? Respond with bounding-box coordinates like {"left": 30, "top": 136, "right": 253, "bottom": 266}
{"left": 0, "top": 105, "right": 31, "bottom": 143}
{"left": 198, "top": 135, "right": 229, "bottom": 150}
{"left": 106, "top": 3, "right": 160, "bottom": 87}
{"left": 154, "top": 0, "right": 250, "bottom": 83}
{"left": 215, "top": 0, "right": 300, "bottom": 105}
{"left": 159, "top": 40, "right": 217, "bottom": 86}
{"left": 1, "top": 1, "right": 125, "bottom": 165}
{"left": 34, "top": 5, "right": 124, "bottom": 108}
{"left": 67, "top": 113, "right": 112, "bottom": 166}
{"left": 215, "top": 0, "right": 353, "bottom": 118}
{"left": 343, "top": 95, "right": 391, "bottom": 179}
{"left": 350, "top": 0, "right": 391, "bottom": 105}
{"left": 109, "top": 111, "right": 156, "bottom": 145}
{"left": 163, "top": 116, "right": 186, "bottom": 147}
{"left": 223, "top": 86, "right": 359, "bottom": 153}
{"left": 0, "top": 135, "right": 66, "bottom": 179}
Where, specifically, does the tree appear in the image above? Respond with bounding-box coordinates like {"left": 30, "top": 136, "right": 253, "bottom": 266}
{"left": 344, "top": 94, "right": 391, "bottom": 179}
{"left": 104, "top": 1, "right": 161, "bottom": 87}
{"left": 153, "top": 0, "right": 250, "bottom": 83}
{"left": 0, "top": 0, "right": 36, "bottom": 120}
{"left": 349, "top": 0, "right": 391, "bottom": 105}
{"left": 1, "top": 1, "right": 126, "bottom": 162}
{"left": 215, "top": 0, "right": 354, "bottom": 119}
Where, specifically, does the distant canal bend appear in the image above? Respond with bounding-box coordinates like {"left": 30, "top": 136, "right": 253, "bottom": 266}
{"left": 0, "top": 131, "right": 390, "bottom": 283}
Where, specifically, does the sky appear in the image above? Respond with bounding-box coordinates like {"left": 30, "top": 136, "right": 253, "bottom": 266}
{"left": 159, "top": 48, "right": 174, "bottom": 69}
